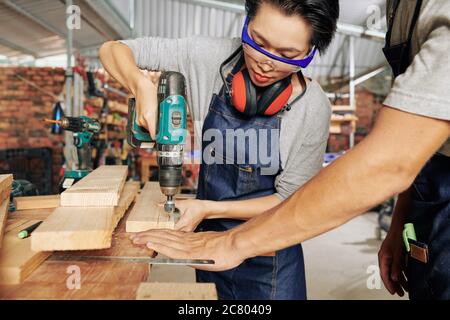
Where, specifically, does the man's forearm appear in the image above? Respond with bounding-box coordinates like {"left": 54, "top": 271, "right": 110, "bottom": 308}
{"left": 229, "top": 107, "right": 450, "bottom": 258}
{"left": 206, "top": 195, "right": 281, "bottom": 220}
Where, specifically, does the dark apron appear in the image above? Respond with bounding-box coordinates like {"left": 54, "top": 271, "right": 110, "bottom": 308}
{"left": 195, "top": 56, "right": 306, "bottom": 300}
{"left": 384, "top": 0, "right": 450, "bottom": 299}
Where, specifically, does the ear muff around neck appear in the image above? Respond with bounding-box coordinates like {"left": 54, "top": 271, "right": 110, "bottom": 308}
{"left": 230, "top": 69, "right": 293, "bottom": 117}
{"left": 231, "top": 69, "right": 257, "bottom": 117}
{"left": 257, "top": 77, "right": 292, "bottom": 116}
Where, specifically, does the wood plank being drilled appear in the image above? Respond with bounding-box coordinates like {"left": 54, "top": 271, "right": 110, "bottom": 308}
{"left": 13, "top": 195, "right": 60, "bottom": 211}
{"left": 126, "top": 182, "right": 176, "bottom": 233}
{"left": 60, "top": 166, "right": 128, "bottom": 207}
{"left": 136, "top": 283, "right": 218, "bottom": 300}
{"left": 0, "top": 220, "right": 52, "bottom": 285}
{"left": 31, "top": 182, "right": 140, "bottom": 251}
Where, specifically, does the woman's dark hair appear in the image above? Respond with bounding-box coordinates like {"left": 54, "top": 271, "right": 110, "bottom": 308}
{"left": 245, "top": 0, "right": 339, "bottom": 53}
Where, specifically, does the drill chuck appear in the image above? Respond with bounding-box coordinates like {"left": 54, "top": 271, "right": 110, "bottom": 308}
{"left": 57, "top": 117, "right": 101, "bottom": 134}
{"left": 60, "top": 117, "right": 84, "bottom": 132}
{"left": 158, "top": 144, "right": 183, "bottom": 186}
{"left": 158, "top": 144, "right": 183, "bottom": 212}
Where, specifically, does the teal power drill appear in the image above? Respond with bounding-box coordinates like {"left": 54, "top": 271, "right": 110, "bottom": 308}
{"left": 46, "top": 116, "right": 101, "bottom": 185}
{"left": 127, "top": 71, "right": 188, "bottom": 213}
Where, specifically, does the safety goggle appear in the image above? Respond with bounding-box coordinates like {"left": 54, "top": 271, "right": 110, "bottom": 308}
{"left": 241, "top": 16, "right": 317, "bottom": 72}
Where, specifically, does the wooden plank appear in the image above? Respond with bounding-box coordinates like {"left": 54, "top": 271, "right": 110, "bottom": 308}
{"left": 0, "top": 220, "right": 52, "bottom": 285}
{"left": 0, "top": 207, "right": 151, "bottom": 299}
{"left": 0, "top": 174, "right": 13, "bottom": 205}
{"left": 0, "top": 175, "right": 12, "bottom": 249}
{"left": 136, "top": 283, "right": 217, "bottom": 300}
{"left": 0, "top": 200, "right": 9, "bottom": 249}
{"left": 60, "top": 166, "right": 128, "bottom": 207}
{"left": 111, "top": 181, "right": 140, "bottom": 228}
{"left": 7, "top": 208, "right": 54, "bottom": 222}
{"left": 5, "top": 219, "right": 30, "bottom": 234}
{"left": 13, "top": 195, "right": 60, "bottom": 211}
{"left": 31, "top": 182, "right": 139, "bottom": 251}
{"left": 126, "top": 182, "right": 176, "bottom": 233}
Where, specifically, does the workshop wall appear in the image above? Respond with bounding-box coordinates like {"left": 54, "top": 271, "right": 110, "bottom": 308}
{"left": 0, "top": 67, "right": 65, "bottom": 193}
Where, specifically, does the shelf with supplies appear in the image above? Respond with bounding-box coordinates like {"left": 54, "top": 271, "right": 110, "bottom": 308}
{"left": 331, "top": 105, "right": 354, "bottom": 112}
{"left": 330, "top": 105, "right": 358, "bottom": 135}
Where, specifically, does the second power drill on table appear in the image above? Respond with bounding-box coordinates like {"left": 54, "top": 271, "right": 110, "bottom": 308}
{"left": 127, "top": 71, "right": 188, "bottom": 213}
{"left": 45, "top": 116, "right": 101, "bottom": 187}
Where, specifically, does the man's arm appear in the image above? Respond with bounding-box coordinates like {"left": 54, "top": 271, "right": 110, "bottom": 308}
{"left": 231, "top": 107, "right": 450, "bottom": 258}
{"left": 130, "top": 106, "right": 449, "bottom": 271}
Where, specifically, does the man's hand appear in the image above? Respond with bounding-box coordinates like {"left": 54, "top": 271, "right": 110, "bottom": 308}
{"left": 378, "top": 230, "right": 408, "bottom": 297}
{"left": 175, "top": 199, "right": 214, "bottom": 232}
{"left": 129, "top": 229, "right": 244, "bottom": 271}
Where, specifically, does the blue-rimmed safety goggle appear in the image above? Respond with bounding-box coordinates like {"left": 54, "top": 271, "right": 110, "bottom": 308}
{"left": 241, "top": 16, "right": 317, "bottom": 69}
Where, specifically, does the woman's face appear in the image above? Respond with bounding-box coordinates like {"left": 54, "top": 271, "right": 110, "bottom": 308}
{"left": 244, "top": 2, "right": 313, "bottom": 87}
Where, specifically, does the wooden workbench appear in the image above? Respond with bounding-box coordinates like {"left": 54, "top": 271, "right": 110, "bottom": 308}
{"left": 0, "top": 204, "right": 152, "bottom": 300}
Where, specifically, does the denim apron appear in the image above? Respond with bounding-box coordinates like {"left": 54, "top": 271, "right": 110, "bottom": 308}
{"left": 195, "top": 56, "right": 307, "bottom": 300}
{"left": 384, "top": 0, "right": 450, "bottom": 299}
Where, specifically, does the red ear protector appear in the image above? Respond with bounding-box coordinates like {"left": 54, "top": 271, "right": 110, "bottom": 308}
{"left": 220, "top": 47, "right": 306, "bottom": 117}
{"left": 231, "top": 69, "right": 293, "bottom": 117}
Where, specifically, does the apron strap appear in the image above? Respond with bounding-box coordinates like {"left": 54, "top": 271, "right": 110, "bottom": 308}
{"left": 385, "top": 0, "right": 423, "bottom": 48}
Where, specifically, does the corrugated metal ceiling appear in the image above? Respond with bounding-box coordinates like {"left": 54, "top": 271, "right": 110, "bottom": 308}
{"left": 133, "top": 0, "right": 388, "bottom": 83}
{"left": 0, "top": 0, "right": 388, "bottom": 85}
{"left": 0, "top": 0, "right": 131, "bottom": 59}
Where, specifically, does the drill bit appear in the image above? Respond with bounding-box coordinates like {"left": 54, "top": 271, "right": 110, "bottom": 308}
{"left": 44, "top": 119, "right": 63, "bottom": 126}
{"left": 164, "top": 196, "right": 180, "bottom": 223}
{"left": 164, "top": 195, "right": 175, "bottom": 213}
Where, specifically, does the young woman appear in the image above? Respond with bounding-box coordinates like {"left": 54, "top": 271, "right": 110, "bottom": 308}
{"left": 100, "top": 0, "right": 339, "bottom": 300}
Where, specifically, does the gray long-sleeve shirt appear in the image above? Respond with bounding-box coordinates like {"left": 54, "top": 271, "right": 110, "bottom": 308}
{"left": 120, "top": 36, "right": 331, "bottom": 200}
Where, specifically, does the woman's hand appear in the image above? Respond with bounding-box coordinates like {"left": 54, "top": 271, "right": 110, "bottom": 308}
{"left": 378, "top": 227, "right": 408, "bottom": 297}
{"left": 134, "top": 71, "right": 161, "bottom": 139}
{"left": 175, "top": 199, "right": 215, "bottom": 232}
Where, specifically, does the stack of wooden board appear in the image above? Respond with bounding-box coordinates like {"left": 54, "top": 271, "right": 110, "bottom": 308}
{"left": 60, "top": 166, "right": 128, "bottom": 207}
{"left": 0, "top": 219, "right": 52, "bottom": 285}
{"left": 31, "top": 166, "right": 139, "bottom": 251}
{"left": 126, "top": 182, "right": 176, "bottom": 233}
{"left": 0, "top": 174, "right": 13, "bottom": 249}
{"left": 13, "top": 195, "right": 60, "bottom": 211}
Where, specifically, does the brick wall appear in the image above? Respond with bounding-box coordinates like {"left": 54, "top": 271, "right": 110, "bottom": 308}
{"left": 0, "top": 67, "right": 66, "bottom": 193}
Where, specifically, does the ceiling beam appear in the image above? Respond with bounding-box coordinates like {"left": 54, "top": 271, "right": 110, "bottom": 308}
{"left": 0, "top": 37, "right": 37, "bottom": 57}
{"left": 178, "top": 0, "right": 245, "bottom": 13}
{"left": 3, "top": 0, "right": 84, "bottom": 48}
{"left": 337, "top": 22, "right": 385, "bottom": 41}
{"left": 84, "top": 0, "right": 132, "bottom": 38}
